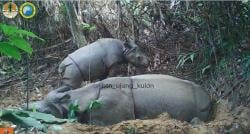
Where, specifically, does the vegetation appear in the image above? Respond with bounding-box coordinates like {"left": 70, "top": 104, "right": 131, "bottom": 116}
{"left": 67, "top": 100, "right": 79, "bottom": 119}
{"left": 85, "top": 99, "right": 102, "bottom": 112}
{"left": 0, "top": 23, "right": 44, "bottom": 60}
{"left": 124, "top": 125, "right": 137, "bottom": 134}
{"left": 122, "top": 1, "right": 250, "bottom": 78}
{"left": 0, "top": 109, "right": 67, "bottom": 132}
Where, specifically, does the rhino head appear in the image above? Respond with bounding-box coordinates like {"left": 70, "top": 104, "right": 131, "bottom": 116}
{"left": 22, "top": 86, "right": 72, "bottom": 118}
{"left": 22, "top": 84, "right": 100, "bottom": 120}
{"left": 123, "top": 39, "right": 149, "bottom": 67}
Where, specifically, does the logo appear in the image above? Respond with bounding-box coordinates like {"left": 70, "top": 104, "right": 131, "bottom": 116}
{"left": 2, "top": 2, "right": 18, "bottom": 19}
{"left": 19, "top": 2, "right": 36, "bottom": 19}
{"left": 0, "top": 127, "right": 14, "bottom": 134}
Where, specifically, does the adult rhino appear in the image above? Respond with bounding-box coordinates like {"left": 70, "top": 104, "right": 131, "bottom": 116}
{"left": 58, "top": 38, "right": 148, "bottom": 89}
{"left": 24, "top": 74, "right": 212, "bottom": 125}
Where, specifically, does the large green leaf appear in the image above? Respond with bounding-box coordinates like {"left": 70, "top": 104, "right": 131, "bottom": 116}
{"left": 17, "top": 30, "right": 45, "bottom": 41}
{"left": 0, "top": 23, "right": 45, "bottom": 41}
{"left": 0, "top": 42, "right": 21, "bottom": 60}
{"left": 27, "top": 112, "right": 67, "bottom": 124}
{"left": 0, "top": 109, "right": 47, "bottom": 132}
{"left": 8, "top": 36, "right": 33, "bottom": 55}
{"left": 0, "top": 23, "right": 18, "bottom": 36}
{"left": 3, "top": 110, "right": 67, "bottom": 124}
{"left": 0, "top": 23, "right": 45, "bottom": 61}
{"left": 0, "top": 109, "right": 69, "bottom": 132}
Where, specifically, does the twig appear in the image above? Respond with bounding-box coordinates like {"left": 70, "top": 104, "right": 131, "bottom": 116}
{"left": 0, "top": 77, "right": 27, "bottom": 88}
{"left": 222, "top": 77, "right": 246, "bottom": 99}
{"left": 34, "top": 38, "right": 72, "bottom": 53}
{"left": 41, "top": 62, "right": 61, "bottom": 86}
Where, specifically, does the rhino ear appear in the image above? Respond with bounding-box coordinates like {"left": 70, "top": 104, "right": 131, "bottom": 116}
{"left": 58, "top": 93, "right": 70, "bottom": 103}
{"left": 56, "top": 85, "right": 72, "bottom": 93}
{"left": 124, "top": 39, "right": 138, "bottom": 48}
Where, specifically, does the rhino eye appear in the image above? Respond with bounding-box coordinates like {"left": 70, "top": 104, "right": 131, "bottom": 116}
{"left": 43, "top": 109, "right": 51, "bottom": 114}
{"left": 137, "top": 56, "right": 142, "bottom": 61}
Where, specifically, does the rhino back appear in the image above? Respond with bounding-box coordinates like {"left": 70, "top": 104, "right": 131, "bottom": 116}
{"left": 131, "top": 74, "right": 210, "bottom": 121}
{"left": 68, "top": 38, "right": 125, "bottom": 80}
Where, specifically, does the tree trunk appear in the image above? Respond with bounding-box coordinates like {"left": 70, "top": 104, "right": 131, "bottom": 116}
{"left": 64, "top": 1, "right": 87, "bottom": 48}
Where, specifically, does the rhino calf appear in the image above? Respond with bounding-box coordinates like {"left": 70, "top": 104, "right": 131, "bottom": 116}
{"left": 24, "top": 74, "right": 212, "bottom": 125}
{"left": 58, "top": 38, "right": 148, "bottom": 89}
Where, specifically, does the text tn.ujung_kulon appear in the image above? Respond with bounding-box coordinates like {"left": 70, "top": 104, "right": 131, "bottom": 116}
{"left": 100, "top": 82, "right": 155, "bottom": 89}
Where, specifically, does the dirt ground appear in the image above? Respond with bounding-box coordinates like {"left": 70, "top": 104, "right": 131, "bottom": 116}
{"left": 45, "top": 100, "right": 250, "bottom": 134}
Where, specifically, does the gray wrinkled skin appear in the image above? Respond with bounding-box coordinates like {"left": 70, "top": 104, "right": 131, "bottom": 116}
{"left": 24, "top": 74, "right": 211, "bottom": 126}
{"left": 58, "top": 38, "right": 148, "bottom": 88}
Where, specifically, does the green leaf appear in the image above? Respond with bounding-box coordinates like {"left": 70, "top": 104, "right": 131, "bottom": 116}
{"left": 68, "top": 100, "right": 79, "bottom": 119}
{"left": 241, "top": 0, "right": 248, "bottom": 3}
{"left": 177, "top": 54, "right": 183, "bottom": 61}
{"left": 0, "top": 23, "right": 45, "bottom": 41}
{"left": 202, "top": 65, "right": 211, "bottom": 74}
{"left": 190, "top": 53, "right": 195, "bottom": 62}
{"left": 87, "top": 100, "right": 102, "bottom": 111}
{"left": 198, "top": 3, "right": 203, "bottom": 7}
{"left": 0, "top": 108, "right": 69, "bottom": 133}
{"left": 32, "top": 105, "right": 37, "bottom": 112}
{"left": 0, "top": 69, "right": 7, "bottom": 75}
{"left": 0, "top": 42, "right": 21, "bottom": 60}
{"left": 0, "top": 109, "right": 47, "bottom": 132}
{"left": 8, "top": 36, "right": 33, "bottom": 55}
{"left": 81, "top": 23, "right": 90, "bottom": 29}
{"left": 176, "top": 55, "right": 185, "bottom": 69}
{"left": 89, "top": 25, "right": 96, "bottom": 32}
{"left": 26, "top": 112, "right": 67, "bottom": 124}
{"left": 80, "top": 23, "right": 96, "bottom": 32}
{"left": 182, "top": 56, "right": 190, "bottom": 66}
{"left": 0, "top": 23, "right": 44, "bottom": 61}
{"left": 176, "top": 53, "right": 196, "bottom": 69}
{"left": 0, "top": 23, "right": 18, "bottom": 36}
{"left": 68, "top": 100, "right": 79, "bottom": 112}
{"left": 17, "top": 30, "right": 38, "bottom": 38}
{"left": 16, "top": 30, "right": 45, "bottom": 41}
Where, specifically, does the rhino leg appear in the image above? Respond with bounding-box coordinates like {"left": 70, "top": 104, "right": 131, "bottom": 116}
{"left": 59, "top": 57, "right": 83, "bottom": 89}
{"left": 107, "top": 63, "right": 123, "bottom": 77}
